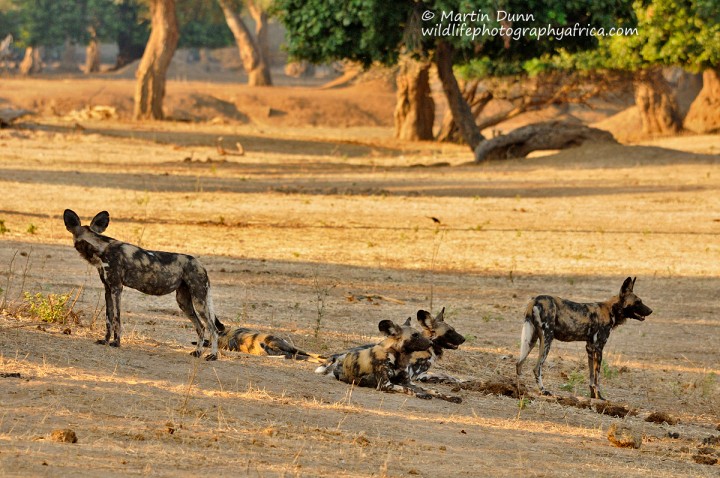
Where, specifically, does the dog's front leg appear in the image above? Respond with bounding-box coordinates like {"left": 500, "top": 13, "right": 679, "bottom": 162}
{"left": 97, "top": 285, "right": 114, "bottom": 345}
{"left": 109, "top": 286, "right": 123, "bottom": 347}
{"left": 410, "top": 381, "right": 462, "bottom": 403}
{"left": 586, "top": 342, "right": 605, "bottom": 400}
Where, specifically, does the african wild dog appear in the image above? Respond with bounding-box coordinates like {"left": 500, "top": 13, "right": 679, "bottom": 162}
{"left": 194, "top": 326, "right": 327, "bottom": 363}
{"left": 315, "top": 307, "right": 465, "bottom": 383}
{"left": 328, "top": 317, "right": 433, "bottom": 399}
{"left": 63, "top": 210, "right": 224, "bottom": 360}
{"left": 516, "top": 277, "right": 652, "bottom": 399}
{"left": 317, "top": 314, "right": 462, "bottom": 402}
{"left": 405, "top": 307, "right": 466, "bottom": 384}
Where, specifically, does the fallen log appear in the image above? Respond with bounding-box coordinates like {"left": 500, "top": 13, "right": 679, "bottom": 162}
{"left": 0, "top": 108, "right": 32, "bottom": 127}
{"left": 474, "top": 120, "right": 617, "bottom": 162}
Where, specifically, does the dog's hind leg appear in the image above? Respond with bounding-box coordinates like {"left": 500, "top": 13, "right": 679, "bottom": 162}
{"left": 190, "top": 285, "right": 220, "bottom": 361}
{"left": 533, "top": 330, "right": 553, "bottom": 396}
{"left": 176, "top": 282, "right": 205, "bottom": 358}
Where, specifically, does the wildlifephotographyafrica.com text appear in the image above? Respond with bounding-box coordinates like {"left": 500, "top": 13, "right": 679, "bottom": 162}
{"left": 421, "top": 9, "right": 638, "bottom": 41}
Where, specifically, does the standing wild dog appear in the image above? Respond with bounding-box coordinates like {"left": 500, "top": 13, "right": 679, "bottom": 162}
{"left": 516, "top": 277, "right": 652, "bottom": 399}
{"left": 63, "top": 210, "right": 224, "bottom": 360}
{"left": 195, "top": 326, "right": 327, "bottom": 363}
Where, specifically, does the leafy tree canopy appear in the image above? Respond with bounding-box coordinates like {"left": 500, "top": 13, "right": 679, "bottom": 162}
{"left": 274, "top": 0, "right": 636, "bottom": 69}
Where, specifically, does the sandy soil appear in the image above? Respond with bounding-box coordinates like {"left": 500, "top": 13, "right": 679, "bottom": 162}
{"left": 0, "top": 77, "right": 719, "bottom": 477}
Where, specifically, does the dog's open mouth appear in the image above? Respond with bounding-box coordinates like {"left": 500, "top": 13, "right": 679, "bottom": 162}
{"left": 633, "top": 314, "right": 646, "bottom": 321}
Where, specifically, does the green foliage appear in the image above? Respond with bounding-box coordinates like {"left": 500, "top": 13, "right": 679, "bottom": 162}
{"left": 630, "top": 0, "right": 720, "bottom": 71}
{"left": 26, "top": 223, "right": 37, "bottom": 234}
{"left": 275, "top": 0, "right": 636, "bottom": 77}
{"left": 560, "top": 370, "right": 585, "bottom": 393}
{"left": 23, "top": 291, "right": 71, "bottom": 323}
{"left": 527, "top": 0, "right": 720, "bottom": 74}
{"left": 274, "top": 0, "right": 409, "bottom": 66}
{"left": 12, "top": 0, "right": 126, "bottom": 47}
{"left": 0, "top": 220, "right": 8, "bottom": 235}
{"left": 177, "top": 0, "right": 233, "bottom": 49}
{"left": 601, "top": 360, "right": 619, "bottom": 380}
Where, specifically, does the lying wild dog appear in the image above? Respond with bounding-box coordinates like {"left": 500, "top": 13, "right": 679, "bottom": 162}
{"left": 194, "top": 326, "right": 326, "bottom": 363}
{"left": 315, "top": 308, "right": 465, "bottom": 383}
{"left": 404, "top": 307, "right": 466, "bottom": 384}
{"left": 63, "top": 210, "right": 224, "bottom": 360}
{"left": 318, "top": 315, "right": 462, "bottom": 402}
{"left": 516, "top": 277, "right": 652, "bottom": 399}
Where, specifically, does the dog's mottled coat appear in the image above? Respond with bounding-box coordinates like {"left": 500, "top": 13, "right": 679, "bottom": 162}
{"left": 516, "top": 277, "right": 653, "bottom": 399}
{"left": 213, "top": 326, "right": 326, "bottom": 362}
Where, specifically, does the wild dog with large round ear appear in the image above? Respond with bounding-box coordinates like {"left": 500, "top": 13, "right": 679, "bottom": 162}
{"left": 516, "top": 277, "right": 652, "bottom": 399}
{"left": 63, "top": 209, "right": 225, "bottom": 360}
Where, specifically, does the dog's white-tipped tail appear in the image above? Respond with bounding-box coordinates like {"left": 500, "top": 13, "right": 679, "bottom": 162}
{"left": 315, "top": 364, "right": 329, "bottom": 374}
{"left": 516, "top": 305, "right": 539, "bottom": 374}
{"left": 518, "top": 320, "right": 534, "bottom": 365}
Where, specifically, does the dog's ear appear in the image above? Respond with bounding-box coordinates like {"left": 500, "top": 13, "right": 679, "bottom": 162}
{"left": 435, "top": 307, "right": 446, "bottom": 323}
{"left": 89, "top": 211, "right": 110, "bottom": 234}
{"left": 632, "top": 277, "right": 637, "bottom": 289}
{"left": 416, "top": 310, "right": 434, "bottom": 330}
{"left": 403, "top": 317, "right": 412, "bottom": 327}
{"left": 378, "top": 320, "right": 401, "bottom": 337}
{"left": 63, "top": 209, "right": 81, "bottom": 232}
{"left": 620, "top": 276, "right": 634, "bottom": 296}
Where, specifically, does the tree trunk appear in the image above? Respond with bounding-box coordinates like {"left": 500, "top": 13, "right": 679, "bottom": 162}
{"left": 437, "top": 79, "right": 492, "bottom": 143}
{"left": 247, "top": 0, "right": 271, "bottom": 67}
{"left": 434, "top": 40, "right": 484, "bottom": 151}
{"left": 19, "top": 46, "right": 43, "bottom": 75}
{"left": 59, "top": 38, "right": 79, "bottom": 72}
{"left": 218, "top": 0, "right": 271, "bottom": 86}
{"left": 394, "top": 58, "right": 434, "bottom": 141}
{"left": 634, "top": 69, "right": 682, "bottom": 136}
{"left": 683, "top": 68, "right": 720, "bottom": 134}
{"left": 84, "top": 27, "right": 101, "bottom": 74}
{"left": 133, "top": 0, "right": 179, "bottom": 120}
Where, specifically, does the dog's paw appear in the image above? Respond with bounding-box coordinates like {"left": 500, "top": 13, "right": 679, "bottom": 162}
{"left": 189, "top": 350, "right": 202, "bottom": 358}
{"left": 109, "top": 340, "right": 120, "bottom": 348}
{"left": 444, "top": 395, "right": 463, "bottom": 404}
{"left": 205, "top": 353, "right": 218, "bottom": 361}
{"left": 541, "top": 389, "right": 553, "bottom": 396}
{"left": 96, "top": 339, "right": 108, "bottom": 345}
{"left": 416, "top": 392, "right": 433, "bottom": 400}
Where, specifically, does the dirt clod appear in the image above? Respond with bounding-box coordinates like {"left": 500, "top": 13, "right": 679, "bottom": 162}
{"left": 692, "top": 454, "right": 718, "bottom": 465}
{"left": 50, "top": 429, "right": 77, "bottom": 443}
{"left": 645, "top": 411, "right": 677, "bottom": 425}
{"left": 457, "top": 377, "right": 527, "bottom": 398}
{"left": 607, "top": 423, "right": 641, "bottom": 449}
{"left": 594, "top": 402, "right": 636, "bottom": 418}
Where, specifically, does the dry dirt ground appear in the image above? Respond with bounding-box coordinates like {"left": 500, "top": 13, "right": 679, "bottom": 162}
{"left": 1, "top": 77, "right": 719, "bottom": 477}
